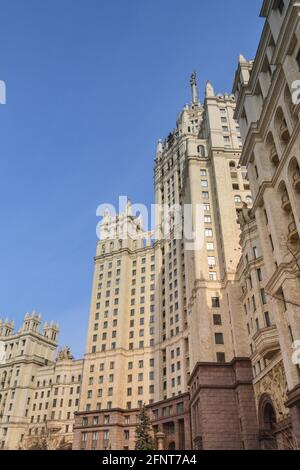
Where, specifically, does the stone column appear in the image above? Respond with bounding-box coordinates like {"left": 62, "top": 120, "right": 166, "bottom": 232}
{"left": 156, "top": 432, "right": 165, "bottom": 451}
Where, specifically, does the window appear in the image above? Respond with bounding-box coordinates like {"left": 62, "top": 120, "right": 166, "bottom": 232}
{"left": 208, "top": 257, "right": 216, "bottom": 267}
{"left": 206, "top": 242, "right": 214, "bottom": 251}
{"left": 234, "top": 196, "right": 241, "bottom": 204}
{"left": 82, "top": 417, "right": 88, "bottom": 426}
{"left": 202, "top": 191, "right": 209, "bottom": 199}
{"left": 261, "top": 289, "right": 267, "bottom": 305}
{"left": 216, "top": 352, "right": 226, "bottom": 363}
{"left": 215, "top": 333, "right": 224, "bottom": 345}
{"left": 257, "top": 268, "right": 262, "bottom": 282}
{"left": 213, "top": 314, "right": 222, "bottom": 326}
{"left": 212, "top": 297, "right": 220, "bottom": 308}
{"left": 205, "top": 216, "right": 212, "bottom": 223}
{"left": 253, "top": 247, "right": 258, "bottom": 259}
{"left": 276, "top": 0, "right": 285, "bottom": 15}
{"left": 201, "top": 180, "right": 208, "bottom": 188}
{"left": 209, "top": 272, "right": 217, "bottom": 281}
{"left": 205, "top": 229, "right": 213, "bottom": 237}
{"left": 297, "top": 48, "right": 300, "bottom": 71}
{"left": 200, "top": 169, "right": 207, "bottom": 176}
{"left": 265, "top": 312, "right": 271, "bottom": 328}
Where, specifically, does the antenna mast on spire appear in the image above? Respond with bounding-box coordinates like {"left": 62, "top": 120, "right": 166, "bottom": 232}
{"left": 190, "top": 71, "right": 199, "bottom": 104}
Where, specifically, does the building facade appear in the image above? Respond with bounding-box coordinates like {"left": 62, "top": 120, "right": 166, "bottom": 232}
{"left": 73, "top": 75, "right": 259, "bottom": 450}
{"left": 0, "top": 313, "right": 83, "bottom": 450}
{"left": 233, "top": 0, "right": 300, "bottom": 449}
{"left": 3, "top": 0, "right": 300, "bottom": 452}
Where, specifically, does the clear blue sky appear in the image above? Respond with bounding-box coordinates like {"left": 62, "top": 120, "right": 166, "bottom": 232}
{"left": 0, "top": 0, "right": 263, "bottom": 358}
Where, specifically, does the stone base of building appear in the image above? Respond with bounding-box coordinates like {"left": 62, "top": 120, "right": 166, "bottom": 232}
{"left": 73, "top": 394, "right": 191, "bottom": 451}
{"left": 286, "top": 383, "right": 300, "bottom": 447}
{"left": 73, "top": 358, "right": 260, "bottom": 450}
{"left": 189, "top": 358, "right": 259, "bottom": 450}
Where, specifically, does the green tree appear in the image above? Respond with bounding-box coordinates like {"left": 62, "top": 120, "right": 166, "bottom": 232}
{"left": 135, "top": 404, "right": 155, "bottom": 451}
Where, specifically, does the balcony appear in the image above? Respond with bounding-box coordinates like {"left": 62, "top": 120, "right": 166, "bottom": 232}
{"left": 280, "top": 121, "right": 290, "bottom": 142}
{"left": 288, "top": 221, "right": 299, "bottom": 243}
{"left": 293, "top": 171, "right": 300, "bottom": 192}
{"left": 281, "top": 193, "right": 292, "bottom": 212}
{"left": 253, "top": 326, "right": 280, "bottom": 360}
{"left": 270, "top": 146, "right": 279, "bottom": 166}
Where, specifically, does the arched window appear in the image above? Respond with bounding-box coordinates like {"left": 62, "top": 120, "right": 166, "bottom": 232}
{"left": 274, "top": 106, "right": 290, "bottom": 147}
{"left": 288, "top": 157, "right": 300, "bottom": 193}
{"left": 266, "top": 131, "right": 279, "bottom": 168}
{"left": 234, "top": 195, "right": 242, "bottom": 204}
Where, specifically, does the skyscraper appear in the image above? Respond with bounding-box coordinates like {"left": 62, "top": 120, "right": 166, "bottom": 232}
{"left": 74, "top": 75, "right": 258, "bottom": 450}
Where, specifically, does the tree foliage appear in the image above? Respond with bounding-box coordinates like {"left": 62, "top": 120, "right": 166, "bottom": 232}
{"left": 135, "top": 404, "right": 155, "bottom": 451}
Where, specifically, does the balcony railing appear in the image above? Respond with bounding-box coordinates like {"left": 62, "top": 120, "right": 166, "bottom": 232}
{"left": 288, "top": 221, "right": 299, "bottom": 243}
{"left": 281, "top": 193, "right": 292, "bottom": 212}
{"left": 293, "top": 171, "right": 300, "bottom": 192}
{"left": 253, "top": 326, "right": 280, "bottom": 360}
{"left": 270, "top": 146, "right": 279, "bottom": 166}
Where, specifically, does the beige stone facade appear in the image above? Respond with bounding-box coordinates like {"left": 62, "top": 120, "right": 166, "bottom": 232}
{"left": 3, "top": 0, "right": 300, "bottom": 452}
{"left": 74, "top": 75, "right": 260, "bottom": 450}
{"left": 233, "top": 0, "right": 300, "bottom": 449}
{"left": 0, "top": 313, "right": 83, "bottom": 449}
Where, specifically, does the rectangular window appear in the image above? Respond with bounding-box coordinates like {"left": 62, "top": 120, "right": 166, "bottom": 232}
{"left": 216, "top": 352, "right": 226, "bottom": 363}
{"left": 265, "top": 312, "right": 271, "bottom": 328}
{"left": 212, "top": 297, "right": 220, "bottom": 308}
{"left": 257, "top": 268, "right": 262, "bottom": 282}
{"left": 297, "top": 48, "right": 300, "bottom": 71}
{"left": 208, "top": 257, "right": 216, "bottom": 267}
{"left": 215, "top": 333, "right": 224, "bottom": 345}
{"left": 213, "top": 314, "right": 222, "bottom": 326}
{"left": 261, "top": 289, "right": 267, "bottom": 305}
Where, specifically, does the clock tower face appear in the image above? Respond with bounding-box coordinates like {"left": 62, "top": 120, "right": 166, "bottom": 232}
{"left": 0, "top": 341, "right": 6, "bottom": 365}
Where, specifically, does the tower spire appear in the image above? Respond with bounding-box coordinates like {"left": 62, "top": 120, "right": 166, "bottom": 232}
{"left": 190, "top": 71, "right": 199, "bottom": 104}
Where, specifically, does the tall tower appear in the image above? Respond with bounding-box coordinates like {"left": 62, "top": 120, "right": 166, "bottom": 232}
{"left": 153, "top": 73, "right": 251, "bottom": 400}
{"left": 79, "top": 203, "right": 156, "bottom": 412}
{"left": 76, "top": 74, "right": 258, "bottom": 450}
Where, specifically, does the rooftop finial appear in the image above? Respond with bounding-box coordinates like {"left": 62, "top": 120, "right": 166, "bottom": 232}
{"left": 190, "top": 71, "right": 199, "bottom": 104}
